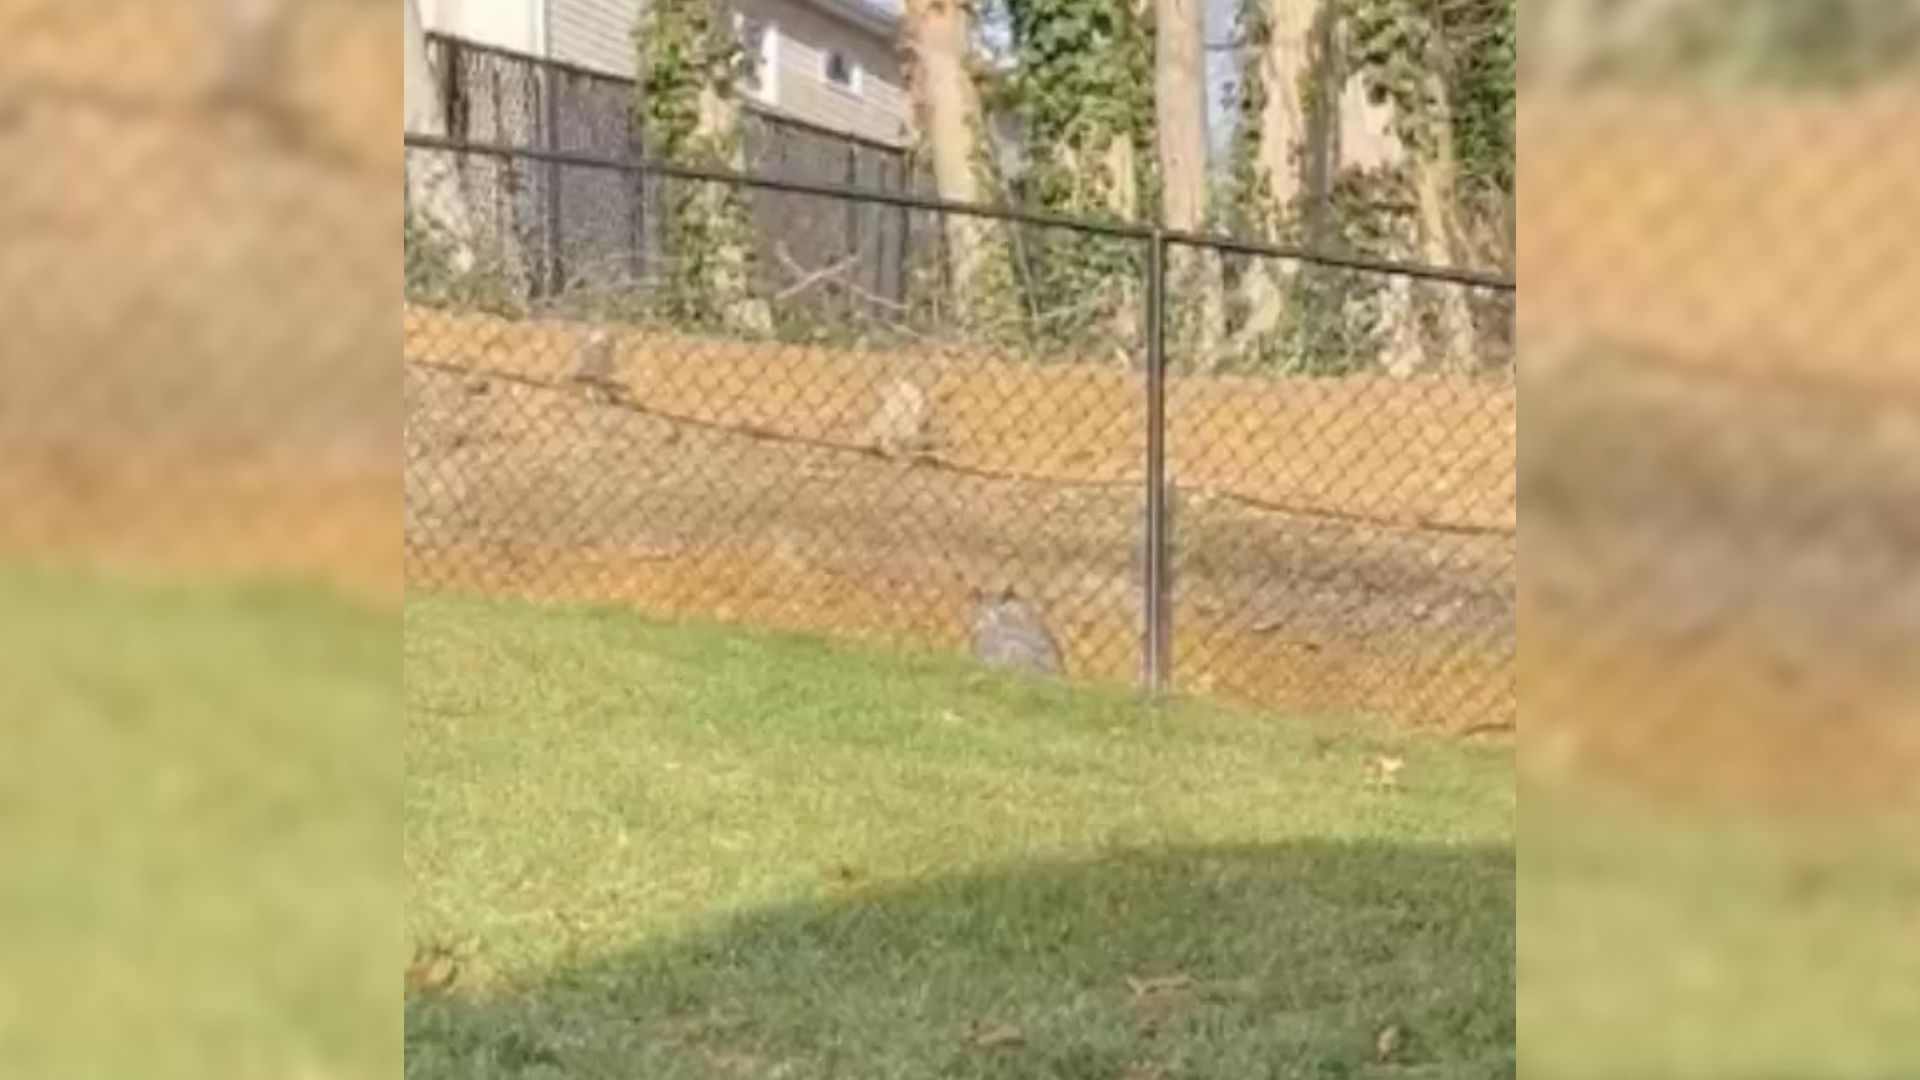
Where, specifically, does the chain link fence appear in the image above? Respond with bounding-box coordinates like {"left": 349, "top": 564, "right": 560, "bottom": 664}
{"left": 1520, "top": 16, "right": 1920, "bottom": 1074}
{"left": 423, "top": 32, "right": 913, "bottom": 307}
{"left": 1522, "top": 73, "right": 1920, "bottom": 809}
{"left": 405, "top": 135, "right": 1516, "bottom": 730}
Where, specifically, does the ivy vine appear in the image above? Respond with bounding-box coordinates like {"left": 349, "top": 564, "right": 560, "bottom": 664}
{"left": 1000, "top": 0, "right": 1158, "bottom": 355}
{"left": 634, "top": 0, "right": 767, "bottom": 331}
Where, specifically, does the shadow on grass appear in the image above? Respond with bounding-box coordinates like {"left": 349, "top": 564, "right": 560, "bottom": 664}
{"left": 406, "top": 840, "right": 1513, "bottom": 1079}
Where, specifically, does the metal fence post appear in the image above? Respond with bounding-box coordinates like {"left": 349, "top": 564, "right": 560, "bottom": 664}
{"left": 1143, "top": 230, "right": 1172, "bottom": 696}
{"left": 891, "top": 152, "right": 911, "bottom": 304}
{"left": 541, "top": 65, "right": 564, "bottom": 296}
{"left": 844, "top": 144, "right": 862, "bottom": 311}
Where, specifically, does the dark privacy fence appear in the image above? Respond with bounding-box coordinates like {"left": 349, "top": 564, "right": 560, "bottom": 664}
{"left": 404, "top": 132, "right": 1517, "bottom": 731}
{"left": 424, "top": 32, "right": 915, "bottom": 305}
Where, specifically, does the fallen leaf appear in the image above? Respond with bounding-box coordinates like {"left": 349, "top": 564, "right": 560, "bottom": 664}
{"left": 1375, "top": 1022, "right": 1405, "bottom": 1063}
{"left": 968, "top": 1021, "right": 1025, "bottom": 1049}
{"left": 405, "top": 940, "right": 460, "bottom": 994}
{"left": 1369, "top": 754, "right": 1406, "bottom": 790}
{"left": 1125, "top": 974, "right": 1195, "bottom": 997}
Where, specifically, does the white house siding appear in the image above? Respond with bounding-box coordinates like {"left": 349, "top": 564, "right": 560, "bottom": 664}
{"left": 739, "top": 0, "right": 910, "bottom": 147}
{"left": 528, "top": 0, "right": 909, "bottom": 147}
{"left": 548, "top": 0, "right": 644, "bottom": 77}
{"left": 420, "top": 0, "right": 544, "bottom": 55}
{"left": 425, "top": 0, "right": 910, "bottom": 148}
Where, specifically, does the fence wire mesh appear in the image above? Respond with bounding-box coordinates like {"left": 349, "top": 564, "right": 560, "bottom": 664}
{"left": 1163, "top": 242, "right": 1515, "bottom": 728}
{"left": 405, "top": 138, "right": 1516, "bottom": 727}
{"left": 1523, "top": 85, "right": 1920, "bottom": 809}
{"left": 423, "top": 32, "right": 914, "bottom": 306}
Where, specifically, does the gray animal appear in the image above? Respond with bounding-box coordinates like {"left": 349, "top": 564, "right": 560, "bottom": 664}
{"left": 970, "top": 587, "right": 1064, "bottom": 676}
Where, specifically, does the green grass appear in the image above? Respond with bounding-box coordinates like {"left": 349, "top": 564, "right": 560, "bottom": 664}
{"left": 0, "top": 567, "right": 397, "bottom": 1079}
{"left": 1520, "top": 786, "right": 1920, "bottom": 1079}
{"left": 405, "top": 594, "right": 1515, "bottom": 1079}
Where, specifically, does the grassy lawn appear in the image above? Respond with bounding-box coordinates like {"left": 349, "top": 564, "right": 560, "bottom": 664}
{"left": 405, "top": 595, "right": 1515, "bottom": 1079}
{"left": 0, "top": 567, "right": 396, "bottom": 1079}
{"left": 1520, "top": 788, "right": 1920, "bottom": 1079}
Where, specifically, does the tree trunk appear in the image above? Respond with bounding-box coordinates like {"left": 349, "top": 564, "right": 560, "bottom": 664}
{"left": 1337, "top": 59, "right": 1401, "bottom": 171}
{"left": 1252, "top": 0, "right": 1317, "bottom": 213}
{"left": 694, "top": 80, "right": 773, "bottom": 332}
{"left": 902, "top": 0, "right": 1010, "bottom": 326}
{"left": 1334, "top": 44, "right": 1475, "bottom": 376}
{"left": 1103, "top": 131, "right": 1143, "bottom": 362}
{"left": 403, "top": 0, "right": 474, "bottom": 266}
{"left": 1155, "top": 0, "right": 1207, "bottom": 233}
{"left": 1235, "top": 0, "right": 1321, "bottom": 351}
{"left": 637, "top": 0, "right": 770, "bottom": 332}
{"left": 1155, "top": 0, "right": 1224, "bottom": 367}
{"left": 1334, "top": 48, "right": 1419, "bottom": 375}
{"left": 1406, "top": 69, "right": 1476, "bottom": 373}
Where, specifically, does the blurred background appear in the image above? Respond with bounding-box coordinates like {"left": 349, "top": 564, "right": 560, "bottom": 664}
{"left": 1520, "top": 1, "right": 1920, "bottom": 1075}
{"left": 0, "top": 1, "right": 395, "bottom": 1077}
{"left": 2, "top": 0, "right": 1917, "bottom": 1076}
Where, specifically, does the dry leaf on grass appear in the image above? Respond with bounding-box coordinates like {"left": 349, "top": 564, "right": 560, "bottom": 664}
{"left": 1128, "top": 973, "right": 1198, "bottom": 1038}
{"left": 405, "top": 940, "right": 461, "bottom": 995}
{"left": 1125, "top": 974, "right": 1195, "bottom": 998}
{"left": 1121, "top": 968, "right": 1190, "bottom": 991}
{"left": 1368, "top": 754, "right": 1406, "bottom": 791}
{"left": 1375, "top": 1022, "right": 1405, "bottom": 1063}
{"left": 967, "top": 1021, "right": 1025, "bottom": 1049}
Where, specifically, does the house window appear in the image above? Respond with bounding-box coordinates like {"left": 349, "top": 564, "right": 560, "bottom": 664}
{"left": 822, "top": 49, "right": 861, "bottom": 95}
{"left": 735, "top": 15, "right": 779, "bottom": 105}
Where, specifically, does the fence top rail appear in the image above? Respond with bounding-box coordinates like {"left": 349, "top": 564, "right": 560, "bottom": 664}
{"left": 423, "top": 31, "right": 913, "bottom": 159}
{"left": 403, "top": 131, "right": 1517, "bottom": 292}
{"left": 425, "top": 30, "right": 623, "bottom": 91}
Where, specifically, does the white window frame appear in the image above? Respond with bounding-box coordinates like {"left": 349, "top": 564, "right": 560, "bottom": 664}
{"left": 733, "top": 13, "right": 780, "bottom": 107}
{"left": 821, "top": 47, "right": 863, "bottom": 97}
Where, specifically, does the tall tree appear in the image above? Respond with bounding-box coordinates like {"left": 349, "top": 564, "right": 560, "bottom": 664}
{"left": 1228, "top": 0, "right": 1322, "bottom": 353}
{"left": 1405, "top": 64, "right": 1477, "bottom": 372}
{"left": 1344, "top": 0, "right": 1478, "bottom": 373}
{"left": 901, "top": 0, "right": 1017, "bottom": 331}
{"left": 636, "top": 0, "right": 771, "bottom": 331}
{"left": 1005, "top": 0, "right": 1155, "bottom": 359}
{"left": 1154, "top": 0, "right": 1224, "bottom": 363}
